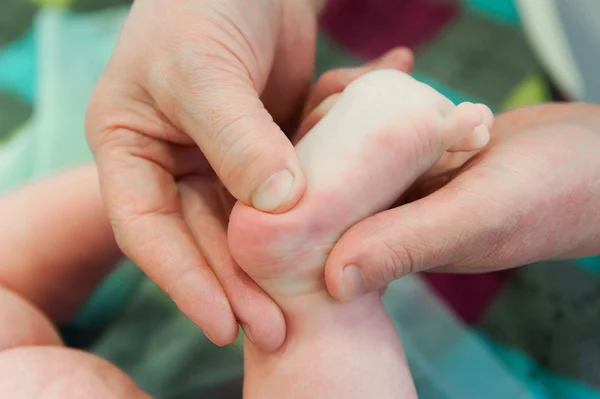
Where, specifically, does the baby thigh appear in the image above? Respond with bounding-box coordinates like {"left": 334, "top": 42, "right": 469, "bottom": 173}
{"left": 0, "top": 347, "right": 149, "bottom": 399}
{"left": 0, "top": 287, "right": 148, "bottom": 399}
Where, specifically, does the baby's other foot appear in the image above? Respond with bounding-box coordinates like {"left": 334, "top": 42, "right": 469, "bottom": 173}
{"left": 229, "top": 69, "right": 494, "bottom": 313}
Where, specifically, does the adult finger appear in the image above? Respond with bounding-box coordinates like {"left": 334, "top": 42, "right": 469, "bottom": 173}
{"left": 178, "top": 176, "right": 286, "bottom": 352}
{"left": 324, "top": 178, "right": 519, "bottom": 302}
{"left": 260, "top": 2, "right": 317, "bottom": 136}
{"left": 166, "top": 69, "right": 307, "bottom": 214}
{"left": 93, "top": 131, "right": 239, "bottom": 346}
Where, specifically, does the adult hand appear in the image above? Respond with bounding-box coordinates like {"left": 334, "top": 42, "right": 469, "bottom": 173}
{"left": 86, "top": 0, "right": 324, "bottom": 351}
{"left": 324, "top": 102, "right": 600, "bottom": 301}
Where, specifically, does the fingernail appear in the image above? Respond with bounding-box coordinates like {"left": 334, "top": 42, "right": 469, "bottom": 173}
{"left": 252, "top": 169, "right": 295, "bottom": 212}
{"left": 341, "top": 265, "right": 367, "bottom": 301}
{"left": 241, "top": 324, "right": 256, "bottom": 346}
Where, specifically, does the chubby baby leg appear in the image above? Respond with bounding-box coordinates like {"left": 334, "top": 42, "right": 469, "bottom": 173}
{"left": 230, "top": 70, "right": 493, "bottom": 398}
{"left": 0, "top": 287, "right": 149, "bottom": 399}
{"left": 0, "top": 287, "right": 62, "bottom": 351}
{"left": 0, "top": 348, "right": 150, "bottom": 399}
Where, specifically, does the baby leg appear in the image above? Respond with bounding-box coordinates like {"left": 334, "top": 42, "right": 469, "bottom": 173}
{"left": 0, "top": 287, "right": 149, "bottom": 399}
{"left": 0, "top": 286, "right": 62, "bottom": 351}
{"left": 0, "top": 347, "right": 150, "bottom": 399}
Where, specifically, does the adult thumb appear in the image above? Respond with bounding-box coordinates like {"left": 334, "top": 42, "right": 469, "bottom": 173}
{"left": 325, "top": 187, "right": 487, "bottom": 301}
{"left": 175, "top": 74, "right": 306, "bottom": 213}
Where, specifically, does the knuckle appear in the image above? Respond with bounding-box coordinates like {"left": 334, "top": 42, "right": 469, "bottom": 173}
{"left": 85, "top": 83, "right": 119, "bottom": 149}
{"left": 86, "top": 75, "right": 141, "bottom": 143}
{"left": 92, "top": 127, "right": 135, "bottom": 158}
{"left": 212, "top": 116, "right": 281, "bottom": 189}
{"left": 217, "top": 118, "right": 265, "bottom": 169}
{"left": 86, "top": 79, "right": 181, "bottom": 151}
{"left": 373, "top": 237, "right": 419, "bottom": 284}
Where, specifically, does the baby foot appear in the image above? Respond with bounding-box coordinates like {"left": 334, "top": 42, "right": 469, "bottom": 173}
{"left": 229, "top": 70, "right": 493, "bottom": 314}
{"left": 233, "top": 70, "right": 492, "bottom": 398}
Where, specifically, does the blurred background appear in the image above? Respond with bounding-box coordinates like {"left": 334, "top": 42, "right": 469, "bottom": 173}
{"left": 2, "top": 0, "right": 599, "bottom": 189}
{"left": 1, "top": 0, "right": 600, "bottom": 398}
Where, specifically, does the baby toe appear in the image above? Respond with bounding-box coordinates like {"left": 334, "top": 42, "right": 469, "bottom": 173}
{"left": 448, "top": 102, "right": 485, "bottom": 132}
{"left": 448, "top": 124, "right": 491, "bottom": 152}
{"left": 476, "top": 103, "right": 495, "bottom": 129}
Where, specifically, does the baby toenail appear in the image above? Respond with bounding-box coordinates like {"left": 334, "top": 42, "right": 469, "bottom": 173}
{"left": 341, "top": 265, "right": 367, "bottom": 301}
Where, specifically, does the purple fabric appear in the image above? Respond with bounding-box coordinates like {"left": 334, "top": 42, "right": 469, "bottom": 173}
{"left": 423, "top": 271, "right": 515, "bottom": 324}
{"left": 319, "top": 0, "right": 458, "bottom": 59}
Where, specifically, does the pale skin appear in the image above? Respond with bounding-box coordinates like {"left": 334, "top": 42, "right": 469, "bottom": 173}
{"left": 0, "top": 54, "right": 401, "bottom": 396}
{"left": 0, "top": 64, "right": 489, "bottom": 397}
{"left": 228, "top": 69, "right": 493, "bottom": 398}
{"left": 87, "top": 0, "right": 600, "bottom": 354}
{"left": 87, "top": 0, "right": 325, "bottom": 350}
{"left": 4, "top": 69, "right": 600, "bottom": 397}
{"left": 0, "top": 53, "right": 392, "bottom": 397}
{"left": 4, "top": 107, "right": 600, "bottom": 399}
{"left": 0, "top": 166, "right": 149, "bottom": 398}
{"left": 325, "top": 102, "right": 600, "bottom": 301}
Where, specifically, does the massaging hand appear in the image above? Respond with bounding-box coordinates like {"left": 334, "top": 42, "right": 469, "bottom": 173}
{"left": 85, "top": 0, "right": 327, "bottom": 350}
{"left": 85, "top": 0, "right": 415, "bottom": 350}
{"left": 324, "top": 102, "right": 600, "bottom": 301}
